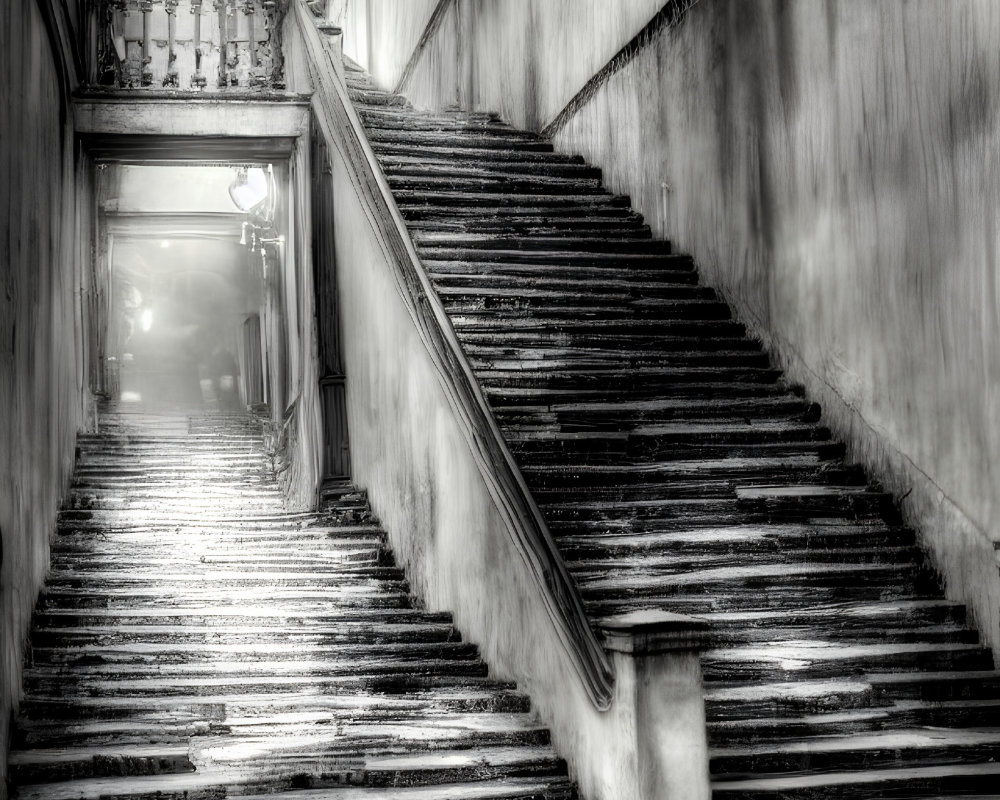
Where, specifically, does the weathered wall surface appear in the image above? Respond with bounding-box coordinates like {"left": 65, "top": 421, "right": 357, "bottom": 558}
{"left": 344, "top": 0, "right": 1000, "bottom": 652}
{"left": 342, "top": 0, "right": 664, "bottom": 129}
{"left": 284, "top": 14, "right": 690, "bottom": 794}
{"left": 325, "top": 134, "right": 648, "bottom": 800}
{"left": 552, "top": 0, "right": 1000, "bottom": 649}
{"left": 339, "top": 0, "right": 439, "bottom": 91}
{"left": 275, "top": 145, "right": 324, "bottom": 510}
{"left": 0, "top": 0, "right": 91, "bottom": 789}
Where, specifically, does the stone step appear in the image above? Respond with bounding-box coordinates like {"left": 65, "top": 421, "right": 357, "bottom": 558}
{"left": 394, "top": 192, "right": 629, "bottom": 212}
{"left": 20, "top": 686, "right": 527, "bottom": 714}
{"left": 710, "top": 728, "right": 1000, "bottom": 787}
{"left": 29, "top": 621, "right": 461, "bottom": 647}
{"left": 359, "top": 111, "right": 513, "bottom": 135}
{"left": 709, "top": 759, "right": 1000, "bottom": 799}
{"left": 482, "top": 381, "right": 805, "bottom": 407}
{"left": 432, "top": 275, "right": 703, "bottom": 300}
{"left": 704, "top": 673, "right": 1000, "bottom": 722}
{"left": 581, "top": 587, "right": 959, "bottom": 620}
{"left": 382, "top": 155, "right": 602, "bottom": 180}
{"left": 8, "top": 744, "right": 195, "bottom": 785}
{"left": 388, "top": 174, "right": 605, "bottom": 195}
{"left": 345, "top": 88, "right": 408, "bottom": 106}
{"left": 371, "top": 140, "right": 585, "bottom": 166}
{"left": 409, "top": 217, "right": 650, "bottom": 236}
{"left": 418, "top": 234, "right": 671, "bottom": 254}
{"left": 366, "top": 128, "right": 550, "bottom": 150}
{"left": 552, "top": 519, "right": 912, "bottom": 555}
{"left": 576, "top": 562, "right": 940, "bottom": 608}
{"left": 11, "top": 748, "right": 572, "bottom": 799}
{"left": 398, "top": 201, "right": 635, "bottom": 222}
{"left": 471, "top": 352, "right": 771, "bottom": 375}
{"left": 456, "top": 315, "right": 743, "bottom": 337}
{"left": 700, "top": 641, "right": 994, "bottom": 684}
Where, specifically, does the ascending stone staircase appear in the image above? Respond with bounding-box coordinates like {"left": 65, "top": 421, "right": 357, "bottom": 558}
{"left": 343, "top": 61, "right": 1000, "bottom": 798}
{"left": 7, "top": 407, "right": 575, "bottom": 800}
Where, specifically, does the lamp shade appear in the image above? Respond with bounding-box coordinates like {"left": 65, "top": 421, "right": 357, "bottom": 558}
{"left": 228, "top": 167, "right": 269, "bottom": 213}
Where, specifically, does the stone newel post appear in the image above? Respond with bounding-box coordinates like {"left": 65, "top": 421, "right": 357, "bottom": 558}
{"left": 599, "top": 610, "right": 713, "bottom": 800}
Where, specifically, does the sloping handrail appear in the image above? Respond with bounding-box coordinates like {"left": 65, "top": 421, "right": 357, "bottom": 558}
{"left": 291, "top": 0, "right": 615, "bottom": 709}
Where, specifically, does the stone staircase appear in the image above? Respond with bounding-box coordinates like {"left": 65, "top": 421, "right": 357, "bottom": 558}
{"left": 7, "top": 407, "right": 576, "bottom": 800}
{"left": 343, "top": 61, "right": 1000, "bottom": 798}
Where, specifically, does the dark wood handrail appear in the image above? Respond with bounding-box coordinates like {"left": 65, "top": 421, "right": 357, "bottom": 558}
{"left": 292, "top": 0, "right": 615, "bottom": 710}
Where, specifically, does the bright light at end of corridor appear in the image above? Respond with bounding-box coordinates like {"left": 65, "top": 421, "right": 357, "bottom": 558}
{"left": 140, "top": 308, "right": 153, "bottom": 332}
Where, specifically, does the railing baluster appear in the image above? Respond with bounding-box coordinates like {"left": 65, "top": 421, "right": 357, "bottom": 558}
{"left": 92, "top": 0, "right": 283, "bottom": 90}
{"left": 191, "top": 0, "right": 207, "bottom": 87}
{"left": 216, "top": 0, "right": 228, "bottom": 86}
{"left": 164, "top": 0, "right": 179, "bottom": 87}
{"left": 139, "top": 0, "right": 153, "bottom": 86}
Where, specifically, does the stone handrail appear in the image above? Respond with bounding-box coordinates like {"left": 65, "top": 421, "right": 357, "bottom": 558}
{"left": 290, "top": 0, "right": 616, "bottom": 710}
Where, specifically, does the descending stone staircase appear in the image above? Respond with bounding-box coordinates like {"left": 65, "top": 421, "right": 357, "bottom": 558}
{"left": 343, "top": 61, "right": 1000, "bottom": 798}
{"left": 7, "top": 407, "right": 576, "bottom": 800}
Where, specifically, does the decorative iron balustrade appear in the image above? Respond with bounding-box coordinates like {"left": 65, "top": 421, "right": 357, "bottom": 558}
{"left": 94, "top": 0, "right": 287, "bottom": 90}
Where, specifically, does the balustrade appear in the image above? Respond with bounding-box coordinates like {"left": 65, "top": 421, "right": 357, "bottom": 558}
{"left": 94, "top": 0, "right": 286, "bottom": 90}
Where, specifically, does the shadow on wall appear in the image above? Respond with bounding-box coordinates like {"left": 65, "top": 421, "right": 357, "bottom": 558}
{"left": 344, "top": 0, "right": 1000, "bottom": 651}
{"left": 0, "top": 0, "right": 93, "bottom": 790}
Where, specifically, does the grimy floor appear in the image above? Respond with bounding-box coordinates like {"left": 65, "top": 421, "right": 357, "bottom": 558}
{"left": 7, "top": 407, "right": 576, "bottom": 799}
{"left": 342, "top": 59, "right": 1000, "bottom": 798}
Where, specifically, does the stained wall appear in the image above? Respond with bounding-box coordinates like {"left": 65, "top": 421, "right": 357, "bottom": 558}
{"left": 342, "top": 0, "right": 1000, "bottom": 651}
{"left": 0, "top": 0, "right": 92, "bottom": 788}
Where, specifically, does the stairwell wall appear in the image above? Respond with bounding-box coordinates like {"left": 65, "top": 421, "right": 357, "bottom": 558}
{"left": 281, "top": 15, "right": 702, "bottom": 798}
{"left": 344, "top": 0, "right": 1000, "bottom": 655}
{"left": 0, "top": 0, "right": 93, "bottom": 790}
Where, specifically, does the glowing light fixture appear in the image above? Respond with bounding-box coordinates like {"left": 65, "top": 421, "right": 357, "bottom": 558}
{"left": 140, "top": 308, "right": 153, "bottom": 332}
{"left": 228, "top": 167, "right": 269, "bottom": 213}
{"left": 160, "top": 239, "right": 170, "bottom": 248}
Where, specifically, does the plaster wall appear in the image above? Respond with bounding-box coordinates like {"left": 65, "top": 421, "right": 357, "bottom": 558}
{"left": 327, "top": 132, "right": 660, "bottom": 800}
{"left": 274, "top": 144, "right": 324, "bottom": 511}
{"left": 339, "top": 0, "right": 440, "bottom": 91}
{"left": 342, "top": 0, "right": 1000, "bottom": 651}
{"left": 342, "top": 0, "right": 664, "bottom": 129}
{"left": 551, "top": 0, "right": 1000, "bottom": 648}
{"left": 0, "top": 0, "right": 91, "bottom": 788}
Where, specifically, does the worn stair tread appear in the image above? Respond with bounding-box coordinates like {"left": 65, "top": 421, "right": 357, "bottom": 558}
{"left": 710, "top": 727, "right": 1000, "bottom": 758}
{"left": 710, "top": 760, "right": 1000, "bottom": 791}
{"left": 12, "top": 746, "right": 567, "bottom": 799}
{"left": 232, "top": 776, "right": 576, "bottom": 799}
{"left": 8, "top": 743, "right": 193, "bottom": 767}
{"left": 11, "top": 409, "right": 568, "bottom": 798}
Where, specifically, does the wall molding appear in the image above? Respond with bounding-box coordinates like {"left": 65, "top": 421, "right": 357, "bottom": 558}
{"left": 35, "top": 0, "right": 85, "bottom": 100}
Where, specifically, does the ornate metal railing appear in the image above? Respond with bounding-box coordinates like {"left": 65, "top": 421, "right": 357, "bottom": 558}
{"left": 93, "top": 0, "right": 287, "bottom": 90}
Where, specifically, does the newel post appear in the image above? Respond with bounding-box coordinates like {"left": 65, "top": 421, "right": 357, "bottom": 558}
{"left": 598, "top": 610, "right": 713, "bottom": 800}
